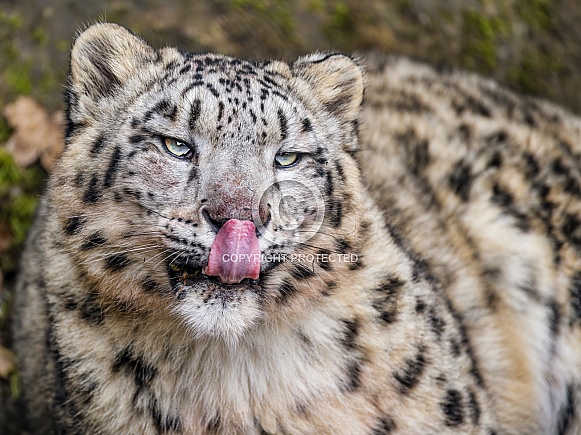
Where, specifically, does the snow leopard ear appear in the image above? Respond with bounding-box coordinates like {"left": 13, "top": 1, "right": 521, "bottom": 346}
{"left": 68, "top": 23, "right": 155, "bottom": 105}
{"left": 292, "top": 53, "right": 364, "bottom": 122}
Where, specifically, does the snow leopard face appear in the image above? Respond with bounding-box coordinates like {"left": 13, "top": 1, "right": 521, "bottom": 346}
{"left": 54, "top": 23, "right": 365, "bottom": 340}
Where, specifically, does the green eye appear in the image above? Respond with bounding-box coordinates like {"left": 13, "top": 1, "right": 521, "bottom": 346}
{"left": 275, "top": 152, "right": 300, "bottom": 168}
{"left": 163, "top": 137, "right": 192, "bottom": 158}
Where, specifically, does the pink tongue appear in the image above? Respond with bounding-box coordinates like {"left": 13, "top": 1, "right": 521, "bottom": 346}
{"left": 205, "top": 219, "right": 261, "bottom": 284}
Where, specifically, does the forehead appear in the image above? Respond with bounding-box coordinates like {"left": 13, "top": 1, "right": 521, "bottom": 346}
{"left": 174, "top": 54, "right": 288, "bottom": 91}
{"left": 140, "top": 53, "right": 308, "bottom": 145}
{"left": 158, "top": 54, "right": 294, "bottom": 108}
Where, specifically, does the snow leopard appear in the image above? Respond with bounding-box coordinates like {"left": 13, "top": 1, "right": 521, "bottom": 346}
{"left": 12, "top": 22, "right": 581, "bottom": 434}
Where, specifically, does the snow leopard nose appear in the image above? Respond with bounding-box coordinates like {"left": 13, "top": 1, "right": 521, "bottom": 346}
{"left": 202, "top": 207, "right": 252, "bottom": 231}
{"left": 201, "top": 182, "right": 270, "bottom": 233}
{"left": 202, "top": 204, "right": 270, "bottom": 233}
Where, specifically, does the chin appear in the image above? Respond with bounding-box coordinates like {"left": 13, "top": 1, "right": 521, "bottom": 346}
{"left": 172, "top": 281, "right": 265, "bottom": 344}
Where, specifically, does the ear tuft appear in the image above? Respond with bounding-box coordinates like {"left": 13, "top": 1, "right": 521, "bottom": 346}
{"left": 292, "top": 53, "right": 364, "bottom": 122}
{"left": 69, "top": 23, "right": 155, "bottom": 101}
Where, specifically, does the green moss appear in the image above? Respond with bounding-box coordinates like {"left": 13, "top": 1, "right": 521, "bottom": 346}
{"left": 396, "top": 0, "right": 414, "bottom": 18}
{"left": 56, "top": 39, "right": 70, "bottom": 52}
{"left": 0, "top": 12, "right": 22, "bottom": 30}
{"left": 328, "top": 1, "right": 351, "bottom": 31}
{"left": 308, "top": 0, "right": 325, "bottom": 13}
{"left": 515, "top": 0, "right": 555, "bottom": 30}
{"left": 0, "top": 116, "right": 11, "bottom": 143}
{"left": 0, "top": 13, "right": 29, "bottom": 104}
{"left": 8, "top": 195, "right": 38, "bottom": 245}
{"left": 0, "top": 150, "right": 22, "bottom": 189}
{"left": 460, "top": 9, "right": 508, "bottom": 72}
{"left": 232, "top": 0, "right": 268, "bottom": 12}
{"left": 319, "top": 0, "right": 356, "bottom": 47}
{"left": 0, "top": 12, "right": 60, "bottom": 109}
{"left": 511, "top": 50, "right": 561, "bottom": 97}
{"left": 38, "top": 66, "right": 58, "bottom": 96}
{"left": 0, "top": 150, "right": 45, "bottom": 274}
{"left": 32, "top": 26, "right": 49, "bottom": 46}
{"left": 103, "top": 3, "right": 133, "bottom": 29}
{"left": 233, "top": 0, "right": 295, "bottom": 32}
{"left": 3, "top": 62, "right": 34, "bottom": 96}
{"left": 10, "top": 371, "right": 19, "bottom": 400}
{"left": 0, "top": 300, "right": 8, "bottom": 333}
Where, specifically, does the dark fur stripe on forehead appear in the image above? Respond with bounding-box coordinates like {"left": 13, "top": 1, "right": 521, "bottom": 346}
{"left": 145, "top": 99, "right": 178, "bottom": 122}
{"left": 278, "top": 109, "right": 288, "bottom": 140}
{"left": 189, "top": 99, "right": 202, "bottom": 130}
{"left": 206, "top": 83, "right": 219, "bottom": 98}
{"left": 301, "top": 118, "right": 312, "bottom": 133}
{"left": 181, "top": 80, "right": 204, "bottom": 97}
{"left": 217, "top": 101, "right": 224, "bottom": 122}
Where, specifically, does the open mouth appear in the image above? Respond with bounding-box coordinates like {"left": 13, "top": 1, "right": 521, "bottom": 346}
{"left": 203, "top": 219, "right": 261, "bottom": 284}
{"left": 165, "top": 219, "right": 263, "bottom": 290}
{"left": 166, "top": 257, "right": 260, "bottom": 291}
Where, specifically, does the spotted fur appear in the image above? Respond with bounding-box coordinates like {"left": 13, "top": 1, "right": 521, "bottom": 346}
{"left": 12, "top": 23, "right": 581, "bottom": 434}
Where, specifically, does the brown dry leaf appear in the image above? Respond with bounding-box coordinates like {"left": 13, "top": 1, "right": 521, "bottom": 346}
{"left": 2, "top": 96, "right": 64, "bottom": 172}
{"left": 0, "top": 346, "right": 15, "bottom": 379}
{"left": 41, "top": 110, "right": 65, "bottom": 172}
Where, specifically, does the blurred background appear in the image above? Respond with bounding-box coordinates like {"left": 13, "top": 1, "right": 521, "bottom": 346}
{"left": 1, "top": 0, "right": 580, "bottom": 431}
